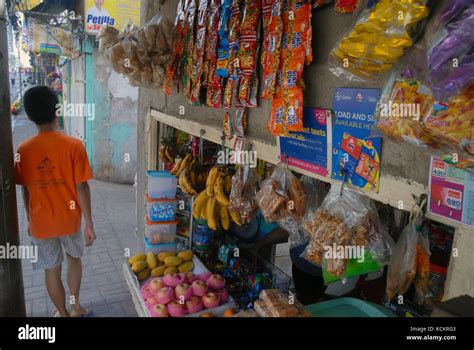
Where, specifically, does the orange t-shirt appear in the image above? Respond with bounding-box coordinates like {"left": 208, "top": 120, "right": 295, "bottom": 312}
{"left": 14, "top": 131, "right": 93, "bottom": 239}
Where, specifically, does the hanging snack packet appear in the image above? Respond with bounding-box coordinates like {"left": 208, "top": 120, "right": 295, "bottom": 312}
{"left": 261, "top": 0, "right": 275, "bottom": 66}
{"left": 423, "top": 84, "right": 474, "bottom": 157}
{"left": 205, "top": 0, "right": 222, "bottom": 108}
{"left": 285, "top": 88, "right": 304, "bottom": 132}
{"left": 269, "top": 95, "right": 286, "bottom": 135}
{"left": 386, "top": 218, "right": 420, "bottom": 301}
{"left": 182, "top": 0, "right": 198, "bottom": 100}
{"left": 335, "top": 0, "right": 359, "bottom": 13}
{"left": 375, "top": 69, "right": 439, "bottom": 148}
{"left": 261, "top": 0, "right": 283, "bottom": 99}
{"left": 216, "top": 0, "right": 232, "bottom": 77}
{"left": 190, "top": 0, "right": 209, "bottom": 104}
{"left": 329, "top": 0, "right": 430, "bottom": 81}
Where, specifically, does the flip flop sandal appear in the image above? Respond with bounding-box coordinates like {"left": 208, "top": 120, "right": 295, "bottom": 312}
{"left": 51, "top": 310, "right": 61, "bottom": 318}
{"left": 71, "top": 308, "right": 93, "bottom": 317}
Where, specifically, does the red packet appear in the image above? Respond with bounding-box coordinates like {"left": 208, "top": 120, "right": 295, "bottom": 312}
{"left": 355, "top": 152, "right": 379, "bottom": 184}
{"left": 341, "top": 133, "right": 363, "bottom": 159}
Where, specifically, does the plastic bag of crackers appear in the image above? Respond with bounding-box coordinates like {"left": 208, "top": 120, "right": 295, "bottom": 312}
{"left": 253, "top": 289, "right": 311, "bottom": 317}
{"left": 301, "top": 185, "right": 390, "bottom": 279}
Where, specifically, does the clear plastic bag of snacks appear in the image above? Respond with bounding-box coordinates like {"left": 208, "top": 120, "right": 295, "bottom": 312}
{"left": 329, "top": 0, "right": 430, "bottom": 82}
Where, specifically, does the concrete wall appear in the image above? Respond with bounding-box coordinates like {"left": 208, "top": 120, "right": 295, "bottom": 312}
{"left": 137, "top": 1, "right": 474, "bottom": 298}
{"left": 93, "top": 48, "right": 138, "bottom": 184}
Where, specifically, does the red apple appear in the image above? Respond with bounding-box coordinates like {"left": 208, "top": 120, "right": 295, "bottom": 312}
{"left": 150, "top": 304, "right": 169, "bottom": 317}
{"left": 156, "top": 286, "right": 174, "bottom": 305}
{"left": 150, "top": 277, "right": 165, "bottom": 291}
{"left": 167, "top": 300, "right": 188, "bottom": 317}
{"left": 186, "top": 296, "right": 203, "bottom": 314}
{"left": 202, "top": 292, "right": 220, "bottom": 309}
{"left": 175, "top": 283, "right": 193, "bottom": 301}
{"left": 207, "top": 274, "right": 225, "bottom": 290}
{"left": 191, "top": 279, "right": 208, "bottom": 297}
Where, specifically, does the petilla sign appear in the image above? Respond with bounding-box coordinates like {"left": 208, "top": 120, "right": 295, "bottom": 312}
{"left": 85, "top": 0, "right": 140, "bottom": 35}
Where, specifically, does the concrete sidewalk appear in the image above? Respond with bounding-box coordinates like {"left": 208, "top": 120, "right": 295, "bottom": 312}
{"left": 13, "top": 111, "right": 139, "bottom": 317}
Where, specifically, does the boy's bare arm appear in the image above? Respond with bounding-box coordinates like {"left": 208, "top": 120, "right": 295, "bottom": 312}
{"left": 21, "top": 187, "right": 31, "bottom": 235}
{"left": 76, "top": 181, "right": 96, "bottom": 246}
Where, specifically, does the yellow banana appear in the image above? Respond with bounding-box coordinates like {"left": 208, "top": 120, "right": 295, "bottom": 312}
{"left": 184, "top": 170, "right": 198, "bottom": 196}
{"left": 200, "top": 196, "right": 209, "bottom": 220}
{"left": 214, "top": 175, "right": 230, "bottom": 206}
{"left": 229, "top": 209, "right": 242, "bottom": 226}
{"left": 206, "top": 167, "right": 220, "bottom": 197}
{"left": 219, "top": 205, "right": 230, "bottom": 230}
{"left": 159, "top": 147, "right": 167, "bottom": 163}
{"left": 193, "top": 190, "right": 209, "bottom": 219}
{"left": 206, "top": 197, "right": 218, "bottom": 230}
{"left": 165, "top": 146, "right": 174, "bottom": 163}
{"left": 170, "top": 158, "right": 183, "bottom": 175}
{"left": 177, "top": 153, "right": 193, "bottom": 176}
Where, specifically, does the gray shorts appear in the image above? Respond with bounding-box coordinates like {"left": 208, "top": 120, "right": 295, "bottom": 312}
{"left": 31, "top": 231, "right": 84, "bottom": 270}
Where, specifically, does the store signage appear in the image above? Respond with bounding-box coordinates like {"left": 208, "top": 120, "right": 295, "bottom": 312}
{"left": 279, "top": 108, "right": 330, "bottom": 177}
{"left": 25, "top": 18, "right": 73, "bottom": 57}
{"left": 85, "top": 0, "right": 140, "bottom": 35}
{"left": 331, "top": 88, "right": 382, "bottom": 193}
{"left": 428, "top": 156, "right": 474, "bottom": 227}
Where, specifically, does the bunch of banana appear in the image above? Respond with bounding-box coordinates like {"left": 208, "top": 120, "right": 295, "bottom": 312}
{"left": 202, "top": 166, "right": 241, "bottom": 228}
{"left": 179, "top": 168, "right": 198, "bottom": 196}
{"left": 171, "top": 153, "right": 193, "bottom": 176}
{"left": 159, "top": 144, "right": 175, "bottom": 164}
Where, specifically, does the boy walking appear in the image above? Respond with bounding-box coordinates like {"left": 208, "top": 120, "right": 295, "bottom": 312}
{"left": 15, "top": 86, "right": 96, "bottom": 317}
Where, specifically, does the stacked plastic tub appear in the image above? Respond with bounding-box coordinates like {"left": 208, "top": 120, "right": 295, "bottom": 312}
{"left": 145, "top": 171, "right": 178, "bottom": 254}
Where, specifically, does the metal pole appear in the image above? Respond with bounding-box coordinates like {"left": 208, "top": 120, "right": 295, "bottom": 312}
{"left": 0, "top": 0, "right": 26, "bottom": 317}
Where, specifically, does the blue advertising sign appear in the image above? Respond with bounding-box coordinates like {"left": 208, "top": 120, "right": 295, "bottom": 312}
{"left": 279, "top": 108, "right": 330, "bottom": 176}
{"left": 332, "top": 88, "right": 382, "bottom": 192}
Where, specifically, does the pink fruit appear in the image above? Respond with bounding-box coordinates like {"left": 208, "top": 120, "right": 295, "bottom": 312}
{"left": 202, "top": 292, "right": 220, "bottom": 309}
{"left": 186, "top": 296, "right": 203, "bottom": 314}
{"left": 140, "top": 285, "right": 153, "bottom": 299}
{"left": 216, "top": 288, "right": 229, "bottom": 304}
{"left": 150, "top": 277, "right": 165, "bottom": 291}
{"left": 144, "top": 295, "right": 158, "bottom": 308}
{"left": 206, "top": 274, "right": 225, "bottom": 290}
{"left": 184, "top": 272, "right": 197, "bottom": 284}
{"left": 167, "top": 300, "right": 188, "bottom": 317}
{"left": 196, "top": 272, "right": 212, "bottom": 282}
{"left": 175, "top": 283, "right": 194, "bottom": 301}
{"left": 163, "top": 272, "right": 185, "bottom": 288}
{"left": 191, "top": 280, "right": 208, "bottom": 297}
{"left": 156, "top": 286, "right": 174, "bottom": 305}
{"left": 150, "top": 304, "right": 169, "bottom": 318}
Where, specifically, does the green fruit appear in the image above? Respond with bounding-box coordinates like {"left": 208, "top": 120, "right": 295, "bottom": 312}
{"left": 128, "top": 253, "right": 146, "bottom": 266}
{"left": 177, "top": 250, "right": 193, "bottom": 262}
{"left": 164, "top": 256, "right": 183, "bottom": 267}
{"left": 178, "top": 261, "right": 194, "bottom": 273}
{"left": 146, "top": 252, "right": 158, "bottom": 270}
{"left": 131, "top": 260, "right": 147, "bottom": 273}
{"left": 164, "top": 266, "right": 178, "bottom": 275}
{"left": 150, "top": 265, "right": 167, "bottom": 277}
{"left": 137, "top": 268, "right": 150, "bottom": 281}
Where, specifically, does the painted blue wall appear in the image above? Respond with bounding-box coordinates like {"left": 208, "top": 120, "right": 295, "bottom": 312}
{"left": 90, "top": 46, "right": 138, "bottom": 184}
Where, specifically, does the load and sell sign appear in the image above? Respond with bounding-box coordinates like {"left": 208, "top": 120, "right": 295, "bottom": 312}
{"left": 331, "top": 88, "right": 382, "bottom": 193}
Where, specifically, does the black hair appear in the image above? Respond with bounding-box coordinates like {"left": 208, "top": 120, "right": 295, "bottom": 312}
{"left": 23, "top": 86, "right": 59, "bottom": 125}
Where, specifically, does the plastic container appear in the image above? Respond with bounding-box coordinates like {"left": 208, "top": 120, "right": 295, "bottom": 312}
{"left": 306, "top": 297, "right": 395, "bottom": 317}
{"left": 147, "top": 171, "right": 177, "bottom": 199}
{"left": 144, "top": 237, "right": 177, "bottom": 255}
{"left": 146, "top": 194, "right": 177, "bottom": 222}
{"left": 145, "top": 217, "right": 178, "bottom": 244}
{"left": 192, "top": 219, "right": 214, "bottom": 253}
